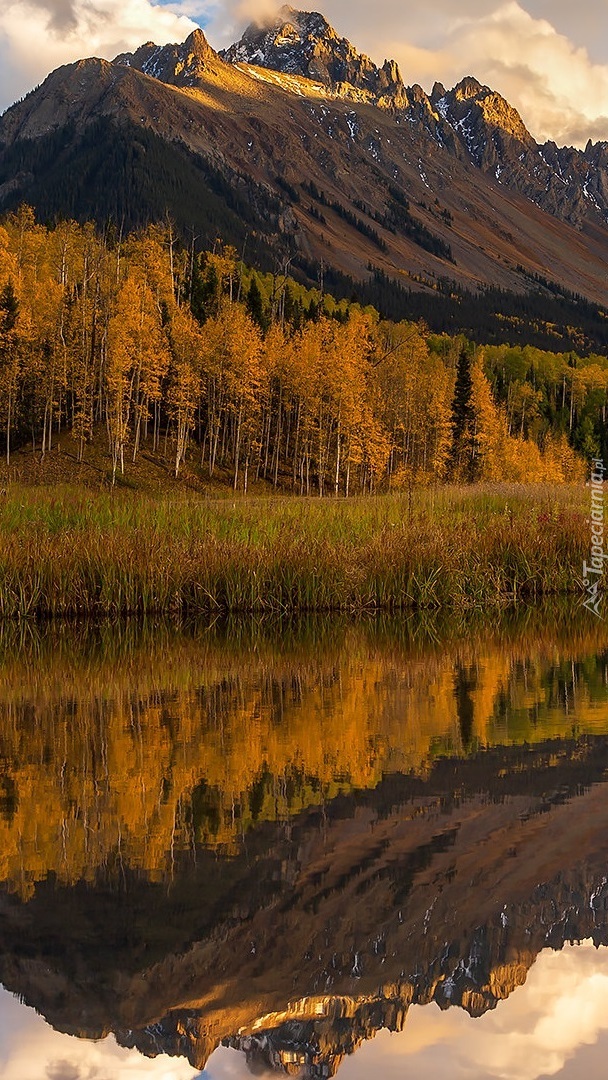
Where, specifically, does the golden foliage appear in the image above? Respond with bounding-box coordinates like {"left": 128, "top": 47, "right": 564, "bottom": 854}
{"left": 0, "top": 615, "right": 606, "bottom": 896}
{"left": 0, "top": 211, "right": 595, "bottom": 490}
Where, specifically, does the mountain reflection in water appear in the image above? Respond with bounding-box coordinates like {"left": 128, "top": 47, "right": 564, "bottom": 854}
{"left": 0, "top": 610, "right": 607, "bottom": 1078}
{"left": 3, "top": 943, "right": 608, "bottom": 1079}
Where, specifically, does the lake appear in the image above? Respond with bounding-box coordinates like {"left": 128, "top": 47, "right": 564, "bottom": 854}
{"left": 1, "top": 608, "right": 607, "bottom": 1079}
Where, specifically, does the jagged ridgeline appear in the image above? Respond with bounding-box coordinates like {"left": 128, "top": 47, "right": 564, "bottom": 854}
{"left": 1, "top": 6, "right": 608, "bottom": 340}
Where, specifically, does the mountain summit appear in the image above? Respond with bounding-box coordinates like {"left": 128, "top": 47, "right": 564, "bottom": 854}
{"left": 1, "top": 5, "right": 608, "bottom": 324}
{"left": 114, "top": 27, "right": 222, "bottom": 87}
{"left": 221, "top": 5, "right": 407, "bottom": 105}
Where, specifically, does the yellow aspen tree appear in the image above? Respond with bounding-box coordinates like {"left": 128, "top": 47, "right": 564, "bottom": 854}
{"left": 206, "top": 246, "right": 239, "bottom": 308}
{"left": 221, "top": 304, "right": 263, "bottom": 491}
{"left": 470, "top": 352, "right": 507, "bottom": 480}
{"left": 167, "top": 309, "right": 204, "bottom": 478}
{"left": 288, "top": 320, "right": 325, "bottom": 494}
{"left": 290, "top": 318, "right": 331, "bottom": 495}
{"left": 128, "top": 277, "right": 171, "bottom": 462}
{"left": 329, "top": 312, "right": 387, "bottom": 495}
{"left": 127, "top": 225, "right": 176, "bottom": 312}
{"left": 540, "top": 433, "right": 585, "bottom": 483}
{"left": 199, "top": 313, "right": 230, "bottom": 477}
{"left": 26, "top": 277, "right": 64, "bottom": 457}
{"left": 74, "top": 227, "right": 104, "bottom": 452}
{"left": 0, "top": 226, "right": 17, "bottom": 288}
{"left": 105, "top": 277, "right": 149, "bottom": 483}
{"left": 372, "top": 321, "right": 448, "bottom": 485}
{"left": 3, "top": 205, "right": 42, "bottom": 291}
{"left": 471, "top": 354, "right": 546, "bottom": 482}
{"left": 259, "top": 323, "right": 292, "bottom": 486}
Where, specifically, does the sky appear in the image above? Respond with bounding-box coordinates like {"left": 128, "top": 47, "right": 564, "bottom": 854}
{"left": 0, "top": 0, "right": 607, "bottom": 147}
{"left": 338, "top": 941, "right": 608, "bottom": 1080}
{"left": 3, "top": 942, "right": 608, "bottom": 1078}
{"left": 0, "top": 984, "right": 242, "bottom": 1080}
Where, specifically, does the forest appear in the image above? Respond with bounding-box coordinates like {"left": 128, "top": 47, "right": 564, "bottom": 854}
{"left": 0, "top": 207, "right": 604, "bottom": 492}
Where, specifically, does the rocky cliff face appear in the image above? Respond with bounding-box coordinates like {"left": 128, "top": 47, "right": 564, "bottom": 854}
{"left": 112, "top": 864, "right": 608, "bottom": 1076}
{"left": 428, "top": 77, "right": 608, "bottom": 224}
{"left": 1, "top": 7, "right": 608, "bottom": 317}
{"left": 114, "top": 27, "right": 223, "bottom": 87}
{"left": 217, "top": 8, "right": 608, "bottom": 228}
{"left": 221, "top": 5, "right": 407, "bottom": 107}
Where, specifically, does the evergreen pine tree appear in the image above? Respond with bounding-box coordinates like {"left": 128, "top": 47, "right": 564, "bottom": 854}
{"left": 449, "top": 345, "right": 477, "bottom": 481}
{"left": 191, "top": 259, "right": 220, "bottom": 323}
{"left": 246, "top": 276, "right": 268, "bottom": 330}
{"left": 0, "top": 281, "right": 19, "bottom": 335}
{"left": 283, "top": 283, "right": 302, "bottom": 330}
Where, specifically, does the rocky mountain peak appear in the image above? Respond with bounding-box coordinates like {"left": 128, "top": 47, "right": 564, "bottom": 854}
{"left": 430, "top": 81, "right": 447, "bottom": 104}
{"left": 1, "top": 1, "right": 607, "bottom": 273}
{"left": 433, "top": 75, "right": 536, "bottom": 169}
{"left": 221, "top": 5, "right": 406, "bottom": 105}
{"left": 114, "top": 26, "right": 221, "bottom": 87}
{"left": 453, "top": 75, "right": 485, "bottom": 101}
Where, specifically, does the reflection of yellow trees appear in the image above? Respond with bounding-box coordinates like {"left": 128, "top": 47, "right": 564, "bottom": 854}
{"left": 0, "top": 618, "right": 607, "bottom": 895}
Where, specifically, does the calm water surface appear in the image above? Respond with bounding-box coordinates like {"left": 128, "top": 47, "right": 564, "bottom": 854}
{"left": 1, "top": 611, "right": 608, "bottom": 1079}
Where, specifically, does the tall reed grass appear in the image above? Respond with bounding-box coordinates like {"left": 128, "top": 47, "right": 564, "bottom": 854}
{"left": 0, "top": 483, "right": 588, "bottom": 617}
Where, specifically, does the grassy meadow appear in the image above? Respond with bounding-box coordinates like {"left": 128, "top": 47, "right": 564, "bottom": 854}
{"left": 0, "top": 482, "right": 589, "bottom": 617}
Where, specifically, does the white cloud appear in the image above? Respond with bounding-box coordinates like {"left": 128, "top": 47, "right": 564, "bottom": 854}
{"left": 314, "top": 0, "right": 608, "bottom": 145}
{"left": 1, "top": 0, "right": 608, "bottom": 146}
{"left": 0, "top": 0, "right": 199, "bottom": 114}
{"left": 0, "top": 985, "right": 261, "bottom": 1080}
{"left": 339, "top": 941, "right": 608, "bottom": 1080}
{"left": 432, "top": 2, "right": 608, "bottom": 145}
{"left": 0, "top": 986, "right": 200, "bottom": 1080}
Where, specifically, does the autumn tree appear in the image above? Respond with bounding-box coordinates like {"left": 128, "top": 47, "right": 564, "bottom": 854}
{"left": 0, "top": 281, "right": 21, "bottom": 465}
{"left": 167, "top": 309, "right": 204, "bottom": 478}
{"left": 0, "top": 210, "right": 596, "bottom": 488}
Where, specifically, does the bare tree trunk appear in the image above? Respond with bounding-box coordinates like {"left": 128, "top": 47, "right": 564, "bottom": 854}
{"left": 233, "top": 403, "right": 243, "bottom": 490}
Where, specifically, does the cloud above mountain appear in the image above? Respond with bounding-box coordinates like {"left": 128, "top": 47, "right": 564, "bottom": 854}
{"left": 0, "top": 0, "right": 198, "bottom": 111}
{"left": 203, "top": 0, "right": 608, "bottom": 146}
{"left": 339, "top": 942, "right": 608, "bottom": 1080}
{"left": 366, "top": 0, "right": 608, "bottom": 146}
{"left": 1, "top": 0, "right": 608, "bottom": 147}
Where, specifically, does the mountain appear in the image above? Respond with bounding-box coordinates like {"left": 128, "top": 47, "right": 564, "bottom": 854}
{"left": 0, "top": 8, "right": 608, "bottom": 327}
{"left": 114, "top": 26, "right": 225, "bottom": 88}
{"left": 430, "top": 77, "right": 608, "bottom": 224}
{"left": 2, "top": 735, "right": 608, "bottom": 1075}
{"left": 220, "top": 4, "right": 408, "bottom": 107}
{"left": 222, "top": 8, "right": 608, "bottom": 231}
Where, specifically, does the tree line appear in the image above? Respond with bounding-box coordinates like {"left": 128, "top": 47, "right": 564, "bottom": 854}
{"left": 0, "top": 209, "right": 595, "bottom": 490}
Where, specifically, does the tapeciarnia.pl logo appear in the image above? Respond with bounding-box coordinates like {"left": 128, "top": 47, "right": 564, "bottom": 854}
{"left": 583, "top": 458, "right": 605, "bottom": 618}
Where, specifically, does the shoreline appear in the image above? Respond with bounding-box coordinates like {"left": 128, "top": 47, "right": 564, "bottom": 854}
{"left": 1, "top": 483, "right": 590, "bottom": 618}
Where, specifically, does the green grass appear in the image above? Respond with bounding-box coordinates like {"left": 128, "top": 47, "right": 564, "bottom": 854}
{"left": 0, "top": 483, "right": 590, "bottom": 617}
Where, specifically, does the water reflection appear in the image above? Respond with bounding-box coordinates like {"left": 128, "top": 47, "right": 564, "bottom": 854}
{"left": 338, "top": 943, "right": 608, "bottom": 1080}
{"left": 0, "top": 985, "right": 199, "bottom": 1079}
{"left": 0, "top": 610, "right": 607, "bottom": 1076}
{"left": 4, "top": 943, "right": 608, "bottom": 1079}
